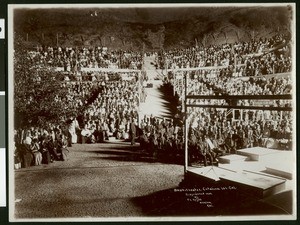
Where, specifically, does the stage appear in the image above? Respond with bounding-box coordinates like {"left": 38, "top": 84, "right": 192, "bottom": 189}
{"left": 184, "top": 147, "right": 294, "bottom": 199}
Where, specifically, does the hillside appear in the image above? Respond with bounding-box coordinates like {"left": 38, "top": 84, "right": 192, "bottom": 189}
{"left": 13, "top": 6, "right": 292, "bottom": 50}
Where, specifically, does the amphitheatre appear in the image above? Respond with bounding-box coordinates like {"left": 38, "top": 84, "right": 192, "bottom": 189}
{"left": 9, "top": 4, "right": 295, "bottom": 221}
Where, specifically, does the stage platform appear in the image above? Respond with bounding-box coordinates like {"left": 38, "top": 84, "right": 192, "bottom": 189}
{"left": 237, "top": 147, "right": 282, "bottom": 161}
{"left": 186, "top": 166, "right": 286, "bottom": 198}
{"left": 185, "top": 147, "right": 294, "bottom": 199}
{"left": 263, "top": 151, "right": 294, "bottom": 180}
{"left": 218, "top": 170, "right": 286, "bottom": 198}
{"left": 219, "top": 161, "right": 266, "bottom": 173}
{"left": 187, "top": 166, "right": 227, "bottom": 182}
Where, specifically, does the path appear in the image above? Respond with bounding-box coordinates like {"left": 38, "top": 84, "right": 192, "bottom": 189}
{"left": 139, "top": 55, "right": 174, "bottom": 120}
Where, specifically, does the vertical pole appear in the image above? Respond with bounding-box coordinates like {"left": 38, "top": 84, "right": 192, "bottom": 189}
{"left": 233, "top": 109, "right": 235, "bottom": 122}
{"left": 182, "top": 73, "right": 184, "bottom": 111}
{"left": 241, "top": 109, "right": 243, "bottom": 121}
{"left": 138, "top": 71, "right": 141, "bottom": 126}
{"left": 26, "top": 33, "right": 28, "bottom": 42}
{"left": 184, "top": 72, "right": 188, "bottom": 174}
{"left": 56, "top": 33, "right": 59, "bottom": 46}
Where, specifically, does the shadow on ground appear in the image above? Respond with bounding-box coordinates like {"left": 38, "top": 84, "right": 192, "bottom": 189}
{"left": 90, "top": 147, "right": 184, "bottom": 165}
{"left": 157, "top": 83, "right": 181, "bottom": 119}
{"left": 130, "top": 187, "right": 292, "bottom": 217}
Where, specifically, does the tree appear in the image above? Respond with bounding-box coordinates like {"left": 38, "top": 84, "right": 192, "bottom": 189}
{"left": 14, "top": 35, "right": 81, "bottom": 129}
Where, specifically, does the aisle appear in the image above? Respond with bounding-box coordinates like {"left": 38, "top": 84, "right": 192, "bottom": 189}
{"left": 139, "top": 56, "right": 173, "bottom": 119}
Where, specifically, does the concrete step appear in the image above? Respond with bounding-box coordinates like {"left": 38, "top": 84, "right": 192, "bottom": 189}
{"left": 186, "top": 166, "right": 287, "bottom": 198}
{"left": 237, "top": 147, "right": 282, "bottom": 161}
{"left": 218, "top": 154, "right": 248, "bottom": 164}
{"left": 265, "top": 163, "right": 293, "bottom": 180}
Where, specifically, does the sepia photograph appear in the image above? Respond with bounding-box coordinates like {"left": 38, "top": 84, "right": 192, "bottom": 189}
{"left": 8, "top": 3, "right": 296, "bottom": 222}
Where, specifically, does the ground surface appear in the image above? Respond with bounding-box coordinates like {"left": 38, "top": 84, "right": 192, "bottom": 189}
{"left": 14, "top": 141, "right": 185, "bottom": 219}
{"left": 13, "top": 140, "right": 292, "bottom": 220}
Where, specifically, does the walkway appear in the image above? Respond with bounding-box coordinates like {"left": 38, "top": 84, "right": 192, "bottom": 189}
{"left": 139, "top": 55, "right": 175, "bottom": 120}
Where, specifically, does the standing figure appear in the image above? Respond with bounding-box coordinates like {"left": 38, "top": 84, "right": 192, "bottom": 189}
{"left": 129, "top": 118, "right": 137, "bottom": 145}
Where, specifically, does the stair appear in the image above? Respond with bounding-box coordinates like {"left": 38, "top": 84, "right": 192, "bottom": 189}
{"left": 218, "top": 154, "right": 248, "bottom": 164}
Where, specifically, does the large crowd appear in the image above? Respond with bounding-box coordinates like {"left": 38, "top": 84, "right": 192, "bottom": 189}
{"left": 78, "top": 78, "right": 141, "bottom": 144}
{"left": 161, "top": 34, "right": 293, "bottom": 165}
{"left": 184, "top": 75, "right": 292, "bottom": 98}
{"left": 186, "top": 107, "right": 292, "bottom": 166}
{"left": 29, "top": 46, "right": 143, "bottom": 70}
{"left": 14, "top": 71, "right": 145, "bottom": 168}
{"left": 14, "top": 33, "right": 293, "bottom": 169}
{"left": 138, "top": 115, "right": 184, "bottom": 162}
{"left": 158, "top": 34, "right": 291, "bottom": 79}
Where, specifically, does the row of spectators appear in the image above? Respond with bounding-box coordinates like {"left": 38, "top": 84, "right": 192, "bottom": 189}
{"left": 134, "top": 106, "right": 292, "bottom": 167}
{"left": 188, "top": 107, "right": 292, "bottom": 164}
{"left": 13, "top": 78, "right": 96, "bottom": 169}
{"left": 223, "top": 76, "right": 292, "bottom": 96}
{"left": 166, "top": 66, "right": 293, "bottom": 165}
{"left": 78, "top": 79, "right": 141, "bottom": 144}
{"left": 14, "top": 71, "right": 145, "bottom": 168}
{"left": 29, "top": 46, "right": 143, "bottom": 70}
{"left": 63, "top": 71, "right": 134, "bottom": 82}
{"left": 59, "top": 80, "right": 101, "bottom": 110}
{"left": 163, "top": 51, "right": 291, "bottom": 77}
{"left": 138, "top": 115, "right": 184, "bottom": 161}
{"left": 188, "top": 75, "right": 291, "bottom": 96}
{"left": 172, "top": 71, "right": 292, "bottom": 97}
{"left": 14, "top": 124, "right": 71, "bottom": 169}
{"left": 170, "top": 72, "right": 292, "bottom": 110}
{"left": 157, "top": 34, "right": 291, "bottom": 78}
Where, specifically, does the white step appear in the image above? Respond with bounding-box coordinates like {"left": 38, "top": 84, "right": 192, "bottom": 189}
{"left": 219, "top": 154, "right": 248, "bottom": 164}
{"left": 237, "top": 147, "right": 282, "bottom": 161}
